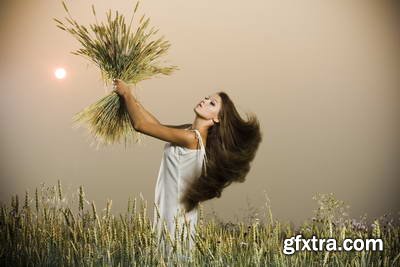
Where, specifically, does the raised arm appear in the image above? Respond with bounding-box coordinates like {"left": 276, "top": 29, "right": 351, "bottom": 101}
{"left": 162, "top": 123, "right": 192, "bottom": 129}
{"left": 125, "top": 84, "right": 161, "bottom": 125}
{"left": 123, "top": 93, "right": 196, "bottom": 147}
{"left": 112, "top": 79, "right": 196, "bottom": 148}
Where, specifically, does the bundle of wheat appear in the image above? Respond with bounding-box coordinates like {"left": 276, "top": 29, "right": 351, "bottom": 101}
{"left": 54, "top": 1, "right": 178, "bottom": 147}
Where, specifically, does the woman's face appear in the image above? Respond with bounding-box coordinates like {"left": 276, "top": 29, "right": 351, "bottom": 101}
{"left": 194, "top": 93, "right": 222, "bottom": 123}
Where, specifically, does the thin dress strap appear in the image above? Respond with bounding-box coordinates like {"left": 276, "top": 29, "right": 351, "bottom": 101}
{"left": 192, "top": 129, "right": 208, "bottom": 176}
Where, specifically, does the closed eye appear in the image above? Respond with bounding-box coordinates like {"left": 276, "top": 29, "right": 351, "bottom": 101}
{"left": 205, "top": 96, "right": 216, "bottom": 106}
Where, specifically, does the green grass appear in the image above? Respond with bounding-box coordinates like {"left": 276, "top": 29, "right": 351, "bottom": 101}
{"left": 0, "top": 180, "right": 399, "bottom": 266}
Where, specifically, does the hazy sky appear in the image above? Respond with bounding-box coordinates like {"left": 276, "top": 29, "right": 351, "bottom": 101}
{"left": 1, "top": 0, "right": 399, "bottom": 225}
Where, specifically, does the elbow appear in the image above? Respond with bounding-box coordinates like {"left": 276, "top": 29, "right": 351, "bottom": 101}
{"left": 133, "top": 123, "right": 142, "bottom": 132}
{"left": 134, "top": 120, "right": 160, "bottom": 133}
{"left": 134, "top": 119, "right": 149, "bottom": 132}
{"left": 134, "top": 121, "right": 142, "bottom": 132}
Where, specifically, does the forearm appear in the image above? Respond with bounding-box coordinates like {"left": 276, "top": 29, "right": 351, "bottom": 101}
{"left": 138, "top": 102, "right": 161, "bottom": 125}
{"left": 127, "top": 84, "right": 160, "bottom": 125}
{"left": 122, "top": 92, "right": 160, "bottom": 130}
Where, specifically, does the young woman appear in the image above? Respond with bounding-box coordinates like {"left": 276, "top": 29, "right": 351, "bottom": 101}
{"left": 112, "top": 78, "right": 262, "bottom": 256}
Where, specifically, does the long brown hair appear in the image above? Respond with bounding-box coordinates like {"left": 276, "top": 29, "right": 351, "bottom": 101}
{"left": 179, "top": 91, "right": 263, "bottom": 213}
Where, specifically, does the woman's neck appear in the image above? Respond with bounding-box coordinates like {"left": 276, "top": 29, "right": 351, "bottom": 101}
{"left": 191, "top": 117, "right": 209, "bottom": 131}
{"left": 189, "top": 121, "right": 208, "bottom": 146}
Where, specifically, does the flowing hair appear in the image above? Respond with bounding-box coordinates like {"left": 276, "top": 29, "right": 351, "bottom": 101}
{"left": 179, "top": 91, "right": 263, "bottom": 213}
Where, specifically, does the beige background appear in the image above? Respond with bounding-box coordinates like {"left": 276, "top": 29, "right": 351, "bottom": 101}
{"left": 0, "top": 0, "right": 399, "bottom": 225}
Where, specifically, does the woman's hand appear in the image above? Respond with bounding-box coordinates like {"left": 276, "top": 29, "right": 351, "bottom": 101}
{"left": 112, "top": 78, "right": 131, "bottom": 98}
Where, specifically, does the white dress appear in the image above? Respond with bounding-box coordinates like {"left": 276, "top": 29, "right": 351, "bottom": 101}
{"left": 152, "top": 128, "right": 208, "bottom": 256}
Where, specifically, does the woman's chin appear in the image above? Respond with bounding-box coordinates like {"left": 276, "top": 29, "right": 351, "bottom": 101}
{"left": 193, "top": 109, "right": 205, "bottom": 118}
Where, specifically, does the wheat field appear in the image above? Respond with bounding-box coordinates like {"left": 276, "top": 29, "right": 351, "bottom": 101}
{"left": 0, "top": 180, "right": 399, "bottom": 266}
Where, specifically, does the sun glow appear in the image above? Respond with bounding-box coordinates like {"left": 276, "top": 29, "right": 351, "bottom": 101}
{"left": 54, "top": 68, "right": 67, "bottom": 79}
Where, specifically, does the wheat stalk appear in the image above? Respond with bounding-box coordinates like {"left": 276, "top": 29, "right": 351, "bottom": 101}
{"left": 54, "top": 1, "right": 179, "bottom": 147}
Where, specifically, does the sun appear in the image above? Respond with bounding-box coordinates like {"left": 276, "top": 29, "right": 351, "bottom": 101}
{"left": 54, "top": 68, "right": 67, "bottom": 79}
